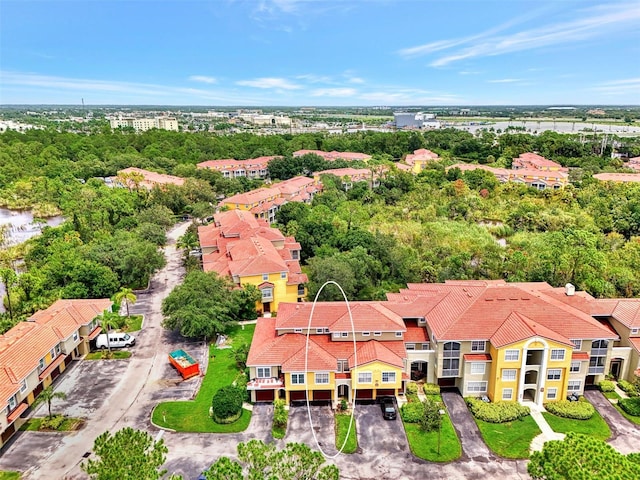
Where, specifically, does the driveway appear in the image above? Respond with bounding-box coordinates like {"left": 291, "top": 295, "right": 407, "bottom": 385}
{"left": 284, "top": 405, "right": 336, "bottom": 455}
{"left": 584, "top": 389, "right": 640, "bottom": 454}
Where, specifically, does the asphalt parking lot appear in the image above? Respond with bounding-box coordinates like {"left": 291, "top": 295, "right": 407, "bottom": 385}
{"left": 356, "top": 402, "right": 409, "bottom": 455}
{"left": 284, "top": 405, "right": 336, "bottom": 454}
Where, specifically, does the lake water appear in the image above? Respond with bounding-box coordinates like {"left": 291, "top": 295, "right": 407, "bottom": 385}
{"left": 452, "top": 121, "right": 640, "bottom": 136}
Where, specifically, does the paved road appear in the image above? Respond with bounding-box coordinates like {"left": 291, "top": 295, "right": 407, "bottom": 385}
{"left": 584, "top": 389, "right": 640, "bottom": 454}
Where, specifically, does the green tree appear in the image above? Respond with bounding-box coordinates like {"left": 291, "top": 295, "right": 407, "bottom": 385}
{"left": 81, "top": 427, "right": 168, "bottom": 480}
{"left": 0, "top": 267, "right": 17, "bottom": 322}
{"left": 99, "top": 309, "right": 121, "bottom": 353}
{"left": 114, "top": 287, "right": 137, "bottom": 318}
{"left": 420, "top": 397, "right": 443, "bottom": 432}
{"left": 203, "top": 457, "right": 243, "bottom": 480}
{"left": 33, "top": 385, "right": 67, "bottom": 418}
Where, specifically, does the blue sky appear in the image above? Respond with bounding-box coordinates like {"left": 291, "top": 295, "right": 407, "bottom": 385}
{"left": 1, "top": 0, "right": 639, "bottom": 106}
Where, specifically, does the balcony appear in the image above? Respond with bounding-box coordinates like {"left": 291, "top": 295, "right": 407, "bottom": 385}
{"left": 588, "top": 366, "right": 605, "bottom": 375}
{"left": 591, "top": 348, "right": 608, "bottom": 357}
{"left": 442, "top": 369, "right": 459, "bottom": 377}
{"left": 526, "top": 350, "right": 544, "bottom": 366}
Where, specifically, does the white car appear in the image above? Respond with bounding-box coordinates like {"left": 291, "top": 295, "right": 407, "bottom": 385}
{"left": 95, "top": 332, "right": 135, "bottom": 349}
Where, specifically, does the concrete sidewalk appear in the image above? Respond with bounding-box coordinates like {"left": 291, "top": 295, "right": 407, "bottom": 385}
{"left": 525, "top": 402, "right": 565, "bottom": 452}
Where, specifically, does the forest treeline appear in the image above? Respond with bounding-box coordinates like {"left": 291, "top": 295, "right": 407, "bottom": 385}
{"left": 0, "top": 127, "right": 639, "bottom": 332}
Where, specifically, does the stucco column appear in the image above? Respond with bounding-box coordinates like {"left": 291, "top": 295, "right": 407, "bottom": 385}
{"left": 538, "top": 347, "right": 549, "bottom": 407}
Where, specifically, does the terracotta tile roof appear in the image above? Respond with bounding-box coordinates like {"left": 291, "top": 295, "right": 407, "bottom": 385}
{"left": 221, "top": 187, "right": 280, "bottom": 207}
{"left": 572, "top": 351, "right": 590, "bottom": 360}
{"left": 38, "top": 354, "right": 66, "bottom": 380}
{"left": 315, "top": 168, "right": 375, "bottom": 183}
{"left": 405, "top": 149, "right": 439, "bottom": 165}
{"left": 404, "top": 323, "right": 429, "bottom": 342}
{"left": 630, "top": 337, "right": 640, "bottom": 354}
{"left": 463, "top": 353, "right": 492, "bottom": 361}
{"left": 349, "top": 341, "right": 404, "bottom": 368}
{"left": 293, "top": 150, "right": 371, "bottom": 161}
{"left": 29, "top": 298, "right": 111, "bottom": 339}
{"left": 282, "top": 341, "right": 336, "bottom": 372}
{"left": 609, "top": 300, "right": 640, "bottom": 328}
{"left": 0, "top": 369, "right": 19, "bottom": 403}
{"left": 6, "top": 402, "right": 28, "bottom": 423}
{"left": 594, "top": 173, "right": 640, "bottom": 183}
{"left": 490, "top": 312, "right": 573, "bottom": 348}
{"left": 513, "top": 152, "right": 566, "bottom": 171}
{"left": 196, "top": 156, "right": 278, "bottom": 171}
{"left": 118, "top": 167, "right": 185, "bottom": 189}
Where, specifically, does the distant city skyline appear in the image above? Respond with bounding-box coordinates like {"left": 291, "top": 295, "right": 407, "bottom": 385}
{"left": 1, "top": 0, "right": 639, "bottom": 106}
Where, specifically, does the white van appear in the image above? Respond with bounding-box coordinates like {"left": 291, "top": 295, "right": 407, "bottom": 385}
{"left": 95, "top": 332, "right": 136, "bottom": 349}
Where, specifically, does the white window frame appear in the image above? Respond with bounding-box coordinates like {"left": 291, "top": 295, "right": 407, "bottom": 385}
{"left": 547, "top": 388, "right": 558, "bottom": 400}
{"left": 291, "top": 373, "right": 305, "bottom": 385}
{"left": 471, "top": 340, "right": 486, "bottom": 352}
{"left": 294, "top": 328, "right": 302, "bottom": 333}
{"left": 570, "top": 361, "right": 581, "bottom": 373}
{"left": 502, "top": 369, "right": 517, "bottom": 381}
{"left": 257, "top": 367, "right": 271, "bottom": 378}
{"left": 8, "top": 395, "right": 17, "bottom": 411}
{"left": 281, "top": 272, "right": 287, "bottom": 279}
{"left": 470, "top": 363, "right": 485, "bottom": 375}
{"left": 362, "top": 331, "right": 370, "bottom": 337}
{"left": 341, "top": 332, "right": 348, "bottom": 338}
{"left": 505, "top": 350, "right": 519, "bottom": 361}
{"left": 632, "top": 328, "right": 639, "bottom": 335}
{"left": 547, "top": 369, "right": 561, "bottom": 380}
{"left": 333, "top": 332, "right": 341, "bottom": 338}
{"left": 358, "top": 372, "right": 372, "bottom": 384}
{"left": 315, "top": 373, "right": 329, "bottom": 385}
{"left": 568, "top": 380, "right": 581, "bottom": 392}
{"left": 570, "top": 339, "right": 582, "bottom": 350}
{"left": 550, "top": 349, "right": 565, "bottom": 361}
{"left": 50, "top": 348, "right": 57, "bottom": 359}
{"left": 261, "top": 288, "right": 273, "bottom": 300}
{"left": 382, "top": 371, "right": 396, "bottom": 383}
{"left": 395, "top": 331, "right": 403, "bottom": 338}
{"left": 316, "top": 328, "right": 323, "bottom": 334}
{"left": 502, "top": 388, "right": 513, "bottom": 401}
{"left": 19, "top": 380, "right": 27, "bottom": 394}
{"left": 72, "top": 331, "right": 79, "bottom": 342}
{"left": 374, "top": 331, "right": 382, "bottom": 337}
{"left": 467, "top": 381, "right": 487, "bottom": 393}
{"left": 262, "top": 273, "right": 269, "bottom": 281}
{"left": 422, "top": 343, "right": 430, "bottom": 350}
{"left": 337, "top": 360, "right": 348, "bottom": 372}
{"left": 324, "top": 328, "right": 330, "bottom": 333}
{"left": 406, "top": 343, "right": 415, "bottom": 350}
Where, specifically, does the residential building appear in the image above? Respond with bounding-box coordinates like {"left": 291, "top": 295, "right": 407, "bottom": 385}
{"left": 109, "top": 116, "right": 179, "bottom": 132}
{"left": 116, "top": 167, "right": 185, "bottom": 190}
{"left": 313, "top": 168, "right": 380, "bottom": 190}
{"left": 593, "top": 173, "right": 640, "bottom": 183}
{"left": 199, "top": 210, "right": 306, "bottom": 314}
{"left": 0, "top": 299, "right": 110, "bottom": 449}
{"left": 292, "top": 150, "right": 372, "bottom": 162}
{"left": 197, "top": 156, "right": 279, "bottom": 179}
{"left": 247, "top": 280, "right": 634, "bottom": 407}
{"left": 239, "top": 114, "right": 292, "bottom": 127}
{"left": 512, "top": 152, "right": 568, "bottom": 173}
{"left": 403, "top": 149, "right": 440, "bottom": 174}
{"left": 448, "top": 161, "right": 569, "bottom": 190}
{"left": 219, "top": 176, "right": 321, "bottom": 224}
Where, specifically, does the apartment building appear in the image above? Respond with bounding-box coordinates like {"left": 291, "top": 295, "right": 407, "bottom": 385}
{"left": 292, "top": 150, "right": 372, "bottom": 162}
{"left": 109, "top": 116, "right": 179, "bottom": 132}
{"left": 593, "top": 173, "right": 640, "bottom": 184}
{"left": 313, "top": 168, "right": 380, "bottom": 190}
{"left": 448, "top": 160, "right": 570, "bottom": 190}
{"left": 199, "top": 210, "right": 306, "bottom": 314}
{"left": 0, "top": 299, "right": 110, "bottom": 448}
{"left": 116, "top": 167, "right": 185, "bottom": 190}
{"left": 197, "top": 156, "right": 280, "bottom": 180}
{"left": 403, "top": 148, "right": 440, "bottom": 174}
{"left": 247, "top": 280, "right": 635, "bottom": 407}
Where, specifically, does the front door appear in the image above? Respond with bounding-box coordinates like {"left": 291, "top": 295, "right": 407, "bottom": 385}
{"left": 263, "top": 302, "right": 271, "bottom": 314}
{"left": 610, "top": 359, "right": 622, "bottom": 379}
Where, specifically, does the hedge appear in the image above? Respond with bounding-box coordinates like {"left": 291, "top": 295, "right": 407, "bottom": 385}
{"left": 423, "top": 383, "right": 441, "bottom": 395}
{"left": 211, "top": 385, "right": 244, "bottom": 423}
{"left": 466, "top": 398, "right": 530, "bottom": 423}
{"left": 544, "top": 400, "right": 594, "bottom": 420}
{"left": 598, "top": 380, "right": 616, "bottom": 392}
{"left": 618, "top": 380, "right": 639, "bottom": 397}
{"left": 405, "top": 382, "right": 418, "bottom": 395}
{"left": 401, "top": 401, "right": 425, "bottom": 423}
{"left": 619, "top": 397, "right": 640, "bottom": 417}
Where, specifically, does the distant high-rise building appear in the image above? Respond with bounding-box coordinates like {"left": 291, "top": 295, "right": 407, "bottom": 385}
{"left": 109, "top": 116, "right": 179, "bottom": 132}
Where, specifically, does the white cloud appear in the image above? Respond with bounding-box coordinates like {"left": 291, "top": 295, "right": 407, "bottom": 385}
{"left": 589, "top": 77, "right": 640, "bottom": 96}
{"left": 459, "top": 71, "right": 481, "bottom": 75}
{"left": 189, "top": 75, "right": 217, "bottom": 84}
{"left": 296, "top": 73, "right": 333, "bottom": 84}
{"left": 236, "top": 77, "right": 302, "bottom": 90}
{"left": 311, "top": 88, "right": 357, "bottom": 97}
{"left": 358, "top": 89, "right": 461, "bottom": 105}
{"left": 487, "top": 78, "right": 522, "bottom": 83}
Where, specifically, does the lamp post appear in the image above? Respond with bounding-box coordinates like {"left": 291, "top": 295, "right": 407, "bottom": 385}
{"left": 437, "top": 409, "right": 445, "bottom": 456}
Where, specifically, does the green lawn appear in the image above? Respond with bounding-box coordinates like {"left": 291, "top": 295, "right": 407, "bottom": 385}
{"left": 85, "top": 351, "right": 132, "bottom": 360}
{"left": 614, "top": 404, "right": 640, "bottom": 425}
{"left": 0, "top": 472, "right": 21, "bottom": 480}
{"left": 603, "top": 391, "right": 621, "bottom": 401}
{"left": 475, "top": 415, "right": 541, "bottom": 459}
{"left": 151, "top": 324, "right": 255, "bottom": 433}
{"left": 335, "top": 413, "right": 358, "bottom": 454}
{"left": 542, "top": 411, "right": 611, "bottom": 441}
{"left": 19, "top": 417, "right": 83, "bottom": 432}
{"left": 123, "top": 315, "right": 143, "bottom": 332}
{"left": 403, "top": 414, "right": 461, "bottom": 462}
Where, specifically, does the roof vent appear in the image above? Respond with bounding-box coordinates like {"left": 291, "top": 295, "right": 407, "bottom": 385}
{"left": 565, "top": 283, "right": 575, "bottom": 296}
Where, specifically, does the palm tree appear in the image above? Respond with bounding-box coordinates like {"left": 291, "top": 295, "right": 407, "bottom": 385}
{"left": 113, "top": 287, "right": 136, "bottom": 318}
{"left": 34, "top": 386, "right": 67, "bottom": 418}
{"left": 99, "top": 310, "right": 121, "bottom": 353}
{"left": 0, "top": 267, "right": 17, "bottom": 322}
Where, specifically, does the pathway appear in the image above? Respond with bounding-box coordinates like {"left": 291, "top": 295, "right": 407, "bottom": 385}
{"left": 585, "top": 389, "right": 640, "bottom": 455}
{"left": 525, "top": 402, "right": 565, "bottom": 452}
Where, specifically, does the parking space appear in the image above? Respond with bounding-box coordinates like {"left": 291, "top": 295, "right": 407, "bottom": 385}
{"left": 356, "top": 403, "right": 408, "bottom": 455}
{"left": 285, "top": 406, "right": 336, "bottom": 455}
{"left": 0, "top": 431, "right": 67, "bottom": 473}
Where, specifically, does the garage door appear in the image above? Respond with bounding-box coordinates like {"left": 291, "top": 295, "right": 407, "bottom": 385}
{"left": 255, "top": 390, "right": 275, "bottom": 402}
{"left": 377, "top": 389, "right": 395, "bottom": 397}
{"left": 355, "top": 389, "right": 373, "bottom": 400}
{"left": 290, "top": 391, "right": 307, "bottom": 402}
{"left": 313, "top": 390, "right": 332, "bottom": 401}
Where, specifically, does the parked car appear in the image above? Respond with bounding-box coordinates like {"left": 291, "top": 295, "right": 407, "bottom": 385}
{"left": 380, "top": 397, "right": 397, "bottom": 420}
{"left": 96, "top": 332, "right": 135, "bottom": 349}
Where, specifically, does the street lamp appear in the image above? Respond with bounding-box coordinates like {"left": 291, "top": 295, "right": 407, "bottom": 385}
{"left": 437, "top": 409, "right": 446, "bottom": 456}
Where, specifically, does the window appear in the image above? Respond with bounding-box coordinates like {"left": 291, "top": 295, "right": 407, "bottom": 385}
{"left": 443, "top": 342, "right": 461, "bottom": 357}
{"left": 262, "top": 273, "right": 269, "bottom": 281}
{"left": 292, "top": 251, "right": 299, "bottom": 260}
{"left": 362, "top": 331, "right": 370, "bottom": 337}
{"left": 281, "top": 272, "right": 287, "bottom": 279}
{"left": 471, "top": 340, "right": 486, "bottom": 352}
{"left": 502, "top": 369, "right": 517, "bottom": 381}
{"left": 337, "top": 360, "right": 348, "bottom": 372}
{"left": 632, "top": 328, "right": 639, "bottom": 335}
{"left": 470, "top": 363, "right": 485, "bottom": 374}
{"left": 568, "top": 380, "right": 581, "bottom": 392}
{"left": 467, "top": 381, "right": 487, "bottom": 393}
{"left": 382, "top": 372, "right": 396, "bottom": 383}
{"left": 570, "top": 339, "right": 582, "bottom": 350}
{"left": 291, "top": 373, "right": 305, "bottom": 384}
{"left": 406, "top": 343, "right": 415, "bottom": 350}
{"left": 315, "top": 373, "right": 329, "bottom": 384}
{"left": 257, "top": 367, "right": 271, "bottom": 378}
{"left": 547, "top": 388, "right": 558, "bottom": 400}
{"left": 505, "top": 350, "right": 519, "bottom": 361}
{"left": 374, "top": 332, "right": 382, "bottom": 337}
{"left": 442, "top": 358, "right": 460, "bottom": 377}
{"left": 55, "top": 344, "right": 61, "bottom": 355}
{"left": 341, "top": 332, "right": 348, "bottom": 338}
{"left": 333, "top": 332, "right": 341, "bottom": 338}
{"left": 502, "top": 388, "right": 513, "bottom": 401}
{"left": 422, "top": 343, "right": 431, "bottom": 350}
{"left": 8, "top": 395, "right": 17, "bottom": 411}
{"left": 395, "top": 332, "right": 403, "bottom": 338}
{"left": 50, "top": 348, "right": 57, "bottom": 359}
{"left": 547, "top": 369, "right": 561, "bottom": 380}
{"left": 39, "top": 358, "right": 45, "bottom": 372}
{"left": 294, "top": 328, "right": 302, "bottom": 333}
{"left": 72, "top": 331, "right": 79, "bottom": 342}
{"left": 550, "top": 349, "right": 565, "bottom": 361}
{"left": 570, "top": 361, "right": 581, "bottom": 373}
{"left": 358, "top": 372, "right": 372, "bottom": 383}
{"left": 324, "top": 328, "right": 330, "bottom": 333}
{"left": 316, "top": 328, "right": 323, "bottom": 334}
{"left": 261, "top": 288, "right": 273, "bottom": 300}
{"left": 19, "top": 380, "right": 27, "bottom": 394}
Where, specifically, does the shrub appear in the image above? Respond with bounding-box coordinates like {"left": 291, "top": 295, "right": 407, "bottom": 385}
{"left": 619, "top": 397, "right": 640, "bottom": 417}
{"left": 405, "top": 382, "right": 418, "bottom": 395}
{"left": 234, "top": 373, "right": 249, "bottom": 402}
{"left": 339, "top": 399, "right": 348, "bottom": 411}
{"left": 420, "top": 397, "right": 443, "bottom": 432}
{"left": 544, "top": 400, "right": 594, "bottom": 420}
{"left": 466, "top": 398, "right": 530, "bottom": 423}
{"left": 401, "top": 401, "right": 425, "bottom": 423}
{"left": 618, "top": 380, "right": 639, "bottom": 397}
{"left": 41, "top": 414, "right": 65, "bottom": 430}
{"left": 211, "top": 385, "right": 244, "bottom": 423}
{"left": 273, "top": 399, "right": 288, "bottom": 429}
{"left": 423, "top": 383, "right": 441, "bottom": 395}
{"left": 406, "top": 393, "right": 420, "bottom": 404}
{"left": 598, "top": 380, "right": 616, "bottom": 392}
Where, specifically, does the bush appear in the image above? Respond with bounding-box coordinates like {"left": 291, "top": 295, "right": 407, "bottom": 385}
{"left": 41, "top": 414, "right": 65, "bottom": 430}
{"left": 619, "top": 397, "right": 640, "bottom": 417}
{"left": 423, "top": 383, "right": 441, "bottom": 395}
{"left": 598, "top": 380, "right": 616, "bottom": 392}
{"left": 466, "top": 398, "right": 530, "bottom": 423}
{"left": 544, "top": 400, "right": 594, "bottom": 420}
{"left": 405, "top": 382, "right": 418, "bottom": 395}
{"left": 406, "top": 393, "right": 420, "bottom": 403}
{"left": 234, "top": 372, "right": 249, "bottom": 402}
{"left": 273, "top": 399, "right": 288, "bottom": 429}
{"left": 618, "top": 380, "right": 639, "bottom": 397}
{"left": 211, "top": 385, "right": 244, "bottom": 423}
{"left": 401, "top": 401, "right": 425, "bottom": 423}
{"left": 339, "top": 399, "right": 348, "bottom": 411}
